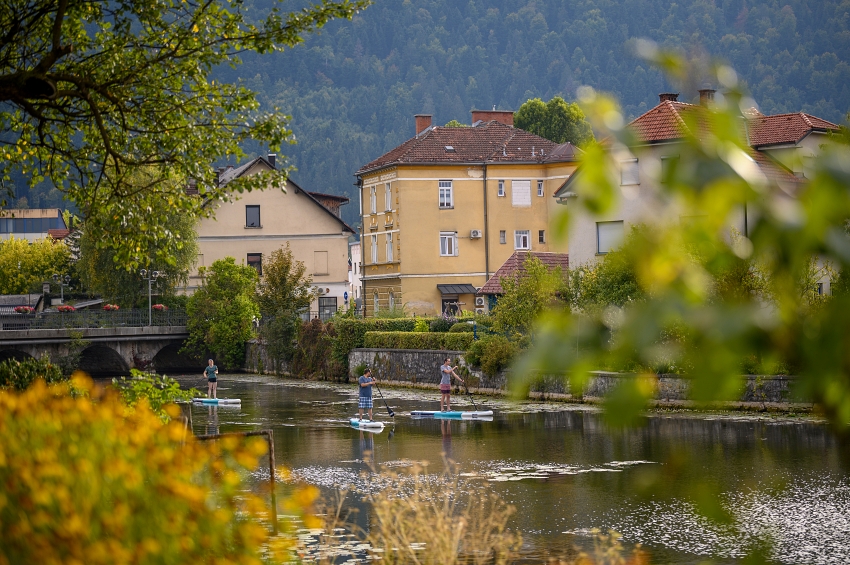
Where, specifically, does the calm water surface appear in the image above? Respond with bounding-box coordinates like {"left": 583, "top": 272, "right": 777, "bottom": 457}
{"left": 177, "top": 374, "right": 850, "bottom": 564}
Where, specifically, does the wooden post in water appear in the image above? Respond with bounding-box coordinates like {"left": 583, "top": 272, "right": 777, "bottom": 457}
{"left": 195, "top": 429, "right": 278, "bottom": 534}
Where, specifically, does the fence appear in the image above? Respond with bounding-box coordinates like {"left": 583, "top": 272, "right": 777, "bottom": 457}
{"left": 0, "top": 308, "right": 188, "bottom": 331}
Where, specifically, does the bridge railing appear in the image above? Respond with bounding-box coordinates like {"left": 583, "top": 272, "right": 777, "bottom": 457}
{"left": 0, "top": 308, "right": 188, "bottom": 331}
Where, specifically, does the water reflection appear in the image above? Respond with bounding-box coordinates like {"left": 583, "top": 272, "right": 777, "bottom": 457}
{"left": 179, "top": 374, "right": 849, "bottom": 565}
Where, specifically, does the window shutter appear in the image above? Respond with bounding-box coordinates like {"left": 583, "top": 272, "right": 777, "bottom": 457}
{"left": 512, "top": 180, "right": 531, "bottom": 207}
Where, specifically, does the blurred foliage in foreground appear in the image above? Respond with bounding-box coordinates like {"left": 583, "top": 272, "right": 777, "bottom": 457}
{"left": 0, "top": 375, "right": 314, "bottom": 564}
{"left": 516, "top": 49, "right": 850, "bottom": 434}
{"left": 112, "top": 369, "right": 200, "bottom": 421}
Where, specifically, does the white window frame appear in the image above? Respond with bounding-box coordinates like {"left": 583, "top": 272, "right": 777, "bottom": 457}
{"left": 389, "top": 291, "right": 395, "bottom": 310}
{"left": 371, "top": 234, "right": 378, "bottom": 263}
{"left": 497, "top": 180, "right": 505, "bottom": 197}
{"left": 386, "top": 232, "right": 393, "bottom": 262}
{"left": 370, "top": 186, "right": 377, "bottom": 214}
{"left": 439, "top": 180, "right": 453, "bottom": 209}
{"left": 385, "top": 183, "right": 392, "bottom": 211}
{"left": 597, "top": 221, "right": 624, "bottom": 254}
{"left": 537, "top": 180, "right": 544, "bottom": 197}
{"left": 539, "top": 229, "right": 545, "bottom": 243}
{"left": 514, "top": 230, "right": 530, "bottom": 250}
{"left": 620, "top": 159, "right": 639, "bottom": 186}
{"left": 440, "top": 232, "right": 458, "bottom": 256}
{"left": 499, "top": 230, "right": 506, "bottom": 244}
{"left": 373, "top": 292, "right": 379, "bottom": 313}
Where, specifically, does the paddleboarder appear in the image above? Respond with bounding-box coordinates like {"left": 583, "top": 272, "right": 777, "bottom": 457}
{"left": 358, "top": 367, "right": 377, "bottom": 421}
{"left": 440, "top": 357, "right": 464, "bottom": 411}
{"left": 203, "top": 359, "right": 218, "bottom": 398}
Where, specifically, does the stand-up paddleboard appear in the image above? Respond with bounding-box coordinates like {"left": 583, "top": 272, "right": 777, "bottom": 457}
{"left": 192, "top": 398, "right": 241, "bottom": 405}
{"left": 410, "top": 410, "right": 493, "bottom": 419}
{"left": 350, "top": 417, "right": 385, "bottom": 429}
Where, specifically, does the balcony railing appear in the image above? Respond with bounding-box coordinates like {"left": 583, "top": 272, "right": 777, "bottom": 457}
{"left": 0, "top": 308, "right": 188, "bottom": 331}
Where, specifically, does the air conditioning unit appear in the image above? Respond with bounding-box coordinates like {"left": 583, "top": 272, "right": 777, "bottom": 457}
{"left": 470, "top": 229, "right": 482, "bottom": 239}
{"left": 475, "top": 308, "right": 485, "bottom": 315}
{"left": 474, "top": 296, "right": 486, "bottom": 307}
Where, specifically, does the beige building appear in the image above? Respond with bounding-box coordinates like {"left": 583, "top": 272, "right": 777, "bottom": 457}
{"left": 355, "top": 111, "right": 580, "bottom": 317}
{"left": 190, "top": 155, "right": 355, "bottom": 319}
{"left": 556, "top": 91, "right": 840, "bottom": 268}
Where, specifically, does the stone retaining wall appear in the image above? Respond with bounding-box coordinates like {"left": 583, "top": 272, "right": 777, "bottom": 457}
{"left": 349, "top": 347, "right": 810, "bottom": 408}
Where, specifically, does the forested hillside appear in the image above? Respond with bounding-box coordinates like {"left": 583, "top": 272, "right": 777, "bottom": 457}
{"left": 12, "top": 0, "right": 850, "bottom": 226}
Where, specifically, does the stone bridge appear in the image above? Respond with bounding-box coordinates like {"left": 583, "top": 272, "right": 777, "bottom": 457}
{"left": 0, "top": 326, "right": 198, "bottom": 377}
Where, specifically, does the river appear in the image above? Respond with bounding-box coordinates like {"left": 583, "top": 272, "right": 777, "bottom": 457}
{"left": 176, "top": 374, "right": 850, "bottom": 564}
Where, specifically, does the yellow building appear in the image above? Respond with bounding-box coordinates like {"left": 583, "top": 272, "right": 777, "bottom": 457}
{"left": 190, "top": 155, "right": 355, "bottom": 319}
{"left": 355, "top": 111, "right": 580, "bottom": 317}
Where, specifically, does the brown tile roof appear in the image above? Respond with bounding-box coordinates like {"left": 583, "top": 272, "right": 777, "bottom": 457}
{"left": 356, "top": 122, "right": 579, "bottom": 175}
{"left": 626, "top": 100, "right": 703, "bottom": 143}
{"left": 746, "top": 112, "right": 840, "bottom": 147}
{"left": 478, "top": 251, "right": 569, "bottom": 295}
{"left": 747, "top": 149, "right": 804, "bottom": 190}
{"left": 47, "top": 229, "right": 70, "bottom": 240}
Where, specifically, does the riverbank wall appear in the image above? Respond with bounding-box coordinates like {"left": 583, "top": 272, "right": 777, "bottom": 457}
{"left": 348, "top": 347, "right": 812, "bottom": 411}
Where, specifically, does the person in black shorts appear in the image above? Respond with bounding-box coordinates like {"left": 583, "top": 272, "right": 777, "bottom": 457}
{"left": 203, "top": 359, "right": 218, "bottom": 398}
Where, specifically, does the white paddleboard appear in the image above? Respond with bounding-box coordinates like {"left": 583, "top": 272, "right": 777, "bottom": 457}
{"left": 350, "top": 417, "right": 385, "bottom": 429}
{"left": 192, "top": 398, "right": 241, "bottom": 405}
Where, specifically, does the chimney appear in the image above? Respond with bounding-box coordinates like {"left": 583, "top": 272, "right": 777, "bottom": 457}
{"left": 698, "top": 88, "right": 716, "bottom": 106}
{"left": 267, "top": 153, "right": 276, "bottom": 168}
{"left": 415, "top": 114, "right": 432, "bottom": 135}
{"left": 471, "top": 109, "right": 514, "bottom": 126}
{"left": 659, "top": 93, "right": 679, "bottom": 103}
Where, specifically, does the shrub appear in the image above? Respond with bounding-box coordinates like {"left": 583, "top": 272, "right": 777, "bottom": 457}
{"left": 364, "top": 331, "right": 474, "bottom": 351}
{"left": 465, "top": 335, "right": 518, "bottom": 377}
{"left": 0, "top": 356, "right": 65, "bottom": 390}
{"left": 0, "top": 376, "right": 315, "bottom": 564}
{"left": 331, "top": 318, "right": 422, "bottom": 370}
{"left": 413, "top": 318, "right": 429, "bottom": 332}
{"left": 290, "top": 319, "right": 347, "bottom": 381}
{"left": 449, "top": 322, "right": 474, "bottom": 333}
{"left": 429, "top": 313, "right": 456, "bottom": 332}
{"left": 112, "top": 370, "right": 199, "bottom": 421}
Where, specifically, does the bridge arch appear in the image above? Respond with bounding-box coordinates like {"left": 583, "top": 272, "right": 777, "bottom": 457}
{"left": 151, "top": 343, "right": 201, "bottom": 374}
{"left": 0, "top": 349, "right": 34, "bottom": 364}
{"left": 78, "top": 345, "right": 130, "bottom": 377}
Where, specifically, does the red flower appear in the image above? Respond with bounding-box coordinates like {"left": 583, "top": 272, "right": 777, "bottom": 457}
{"left": 57, "top": 305, "right": 76, "bottom": 313}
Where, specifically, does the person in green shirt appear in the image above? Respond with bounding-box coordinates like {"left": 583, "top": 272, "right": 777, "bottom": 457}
{"left": 203, "top": 359, "right": 218, "bottom": 398}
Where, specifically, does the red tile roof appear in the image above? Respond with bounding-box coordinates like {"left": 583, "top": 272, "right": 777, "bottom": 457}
{"left": 356, "top": 122, "right": 579, "bottom": 175}
{"left": 478, "top": 251, "right": 569, "bottom": 295}
{"left": 746, "top": 112, "right": 839, "bottom": 147}
{"left": 626, "top": 100, "right": 703, "bottom": 143}
{"left": 47, "top": 229, "right": 70, "bottom": 240}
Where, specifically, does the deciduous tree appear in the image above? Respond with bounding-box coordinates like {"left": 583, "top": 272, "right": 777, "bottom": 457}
{"left": 514, "top": 97, "right": 594, "bottom": 146}
{"left": 0, "top": 0, "right": 369, "bottom": 268}
{"left": 256, "top": 244, "right": 315, "bottom": 372}
{"left": 185, "top": 257, "right": 259, "bottom": 369}
{"left": 0, "top": 235, "right": 71, "bottom": 294}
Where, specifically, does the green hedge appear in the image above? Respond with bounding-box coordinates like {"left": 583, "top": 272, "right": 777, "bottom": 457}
{"left": 332, "top": 318, "right": 437, "bottom": 371}
{"left": 363, "top": 331, "right": 474, "bottom": 351}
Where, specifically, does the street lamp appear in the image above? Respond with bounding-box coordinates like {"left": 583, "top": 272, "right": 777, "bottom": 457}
{"left": 139, "top": 269, "right": 162, "bottom": 326}
{"left": 52, "top": 273, "right": 71, "bottom": 303}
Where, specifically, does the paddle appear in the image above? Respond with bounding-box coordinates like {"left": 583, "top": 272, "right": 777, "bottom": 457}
{"left": 373, "top": 377, "right": 395, "bottom": 418}
{"left": 462, "top": 377, "right": 480, "bottom": 411}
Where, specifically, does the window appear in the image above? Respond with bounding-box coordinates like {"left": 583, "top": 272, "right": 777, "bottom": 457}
{"left": 497, "top": 180, "right": 505, "bottom": 197}
{"left": 247, "top": 253, "right": 262, "bottom": 275}
{"left": 661, "top": 155, "right": 679, "bottom": 183}
{"left": 537, "top": 180, "right": 544, "bottom": 197}
{"left": 370, "top": 186, "right": 377, "bottom": 214}
{"left": 318, "top": 297, "right": 337, "bottom": 321}
{"left": 512, "top": 180, "right": 531, "bottom": 207}
{"left": 385, "top": 183, "right": 392, "bottom": 211}
{"left": 499, "top": 230, "right": 506, "bottom": 244}
{"left": 439, "top": 180, "right": 453, "bottom": 208}
{"left": 371, "top": 234, "right": 378, "bottom": 263}
{"left": 386, "top": 232, "right": 393, "bottom": 262}
{"left": 245, "top": 205, "right": 260, "bottom": 228}
{"left": 817, "top": 283, "right": 825, "bottom": 296}
{"left": 440, "top": 232, "right": 458, "bottom": 256}
{"left": 597, "top": 221, "right": 624, "bottom": 254}
{"left": 314, "top": 251, "right": 328, "bottom": 275}
{"left": 514, "top": 230, "right": 530, "bottom": 250}
{"left": 389, "top": 291, "right": 395, "bottom": 310}
{"left": 539, "top": 230, "right": 546, "bottom": 243}
{"left": 373, "top": 292, "right": 379, "bottom": 313}
{"left": 620, "top": 159, "right": 639, "bottom": 186}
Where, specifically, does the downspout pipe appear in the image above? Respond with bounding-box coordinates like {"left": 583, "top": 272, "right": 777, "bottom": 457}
{"left": 483, "top": 163, "right": 490, "bottom": 280}
{"left": 355, "top": 176, "right": 366, "bottom": 316}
